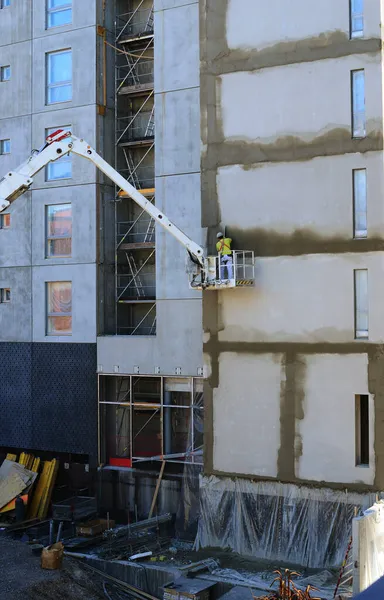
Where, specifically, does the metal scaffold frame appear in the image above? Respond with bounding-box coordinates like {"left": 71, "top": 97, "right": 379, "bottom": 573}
{"left": 115, "top": 1, "right": 156, "bottom": 336}
{"left": 98, "top": 375, "right": 204, "bottom": 467}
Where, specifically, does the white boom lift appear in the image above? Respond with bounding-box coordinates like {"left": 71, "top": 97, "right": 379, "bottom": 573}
{"left": 0, "top": 130, "right": 255, "bottom": 290}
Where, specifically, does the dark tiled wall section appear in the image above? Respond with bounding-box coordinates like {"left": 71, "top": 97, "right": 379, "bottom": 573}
{"left": 0, "top": 343, "right": 97, "bottom": 459}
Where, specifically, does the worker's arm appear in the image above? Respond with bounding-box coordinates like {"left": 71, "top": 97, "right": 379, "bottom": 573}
{"left": 0, "top": 130, "right": 205, "bottom": 267}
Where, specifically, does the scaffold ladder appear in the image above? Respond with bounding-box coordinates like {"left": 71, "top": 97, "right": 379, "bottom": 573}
{"left": 146, "top": 6, "right": 154, "bottom": 32}
{"left": 144, "top": 218, "right": 155, "bottom": 243}
{"left": 127, "top": 253, "right": 145, "bottom": 298}
{"left": 123, "top": 148, "right": 141, "bottom": 189}
{"left": 145, "top": 106, "right": 155, "bottom": 137}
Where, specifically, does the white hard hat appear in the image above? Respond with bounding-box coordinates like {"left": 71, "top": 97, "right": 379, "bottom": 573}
{"left": 217, "top": 232, "right": 224, "bottom": 238}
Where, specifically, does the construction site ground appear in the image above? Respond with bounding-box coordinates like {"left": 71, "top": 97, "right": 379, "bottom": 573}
{"left": 0, "top": 536, "right": 106, "bottom": 599}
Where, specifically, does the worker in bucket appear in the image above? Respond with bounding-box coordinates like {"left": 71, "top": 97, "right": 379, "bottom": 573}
{"left": 216, "top": 232, "right": 233, "bottom": 280}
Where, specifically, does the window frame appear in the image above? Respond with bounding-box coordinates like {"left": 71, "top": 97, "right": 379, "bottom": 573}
{"left": 0, "top": 66, "right": 11, "bottom": 82}
{"left": 46, "top": 281, "right": 72, "bottom": 336}
{"left": 353, "top": 168, "right": 367, "bottom": 239}
{"left": 0, "top": 288, "right": 11, "bottom": 303}
{"left": 354, "top": 269, "right": 369, "bottom": 339}
{"left": 350, "top": 0, "right": 364, "bottom": 39}
{"left": 0, "top": 139, "right": 11, "bottom": 155}
{"left": 351, "top": 69, "right": 366, "bottom": 139}
{"left": 0, "top": 0, "right": 11, "bottom": 9}
{"left": 46, "top": 0, "right": 72, "bottom": 29}
{"left": 0, "top": 214, "right": 10, "bottom": 229}
{"left": 46, "top": 203, "right": 72, "bottom": 258}
{"left": 355, "top": 394, "right": 369, "bottom": 466}
{"left": 45, "top": 126, "right": 72, "bottom": 181}
{"left": 46, "top": 49, "right": 72, "bottom": 105}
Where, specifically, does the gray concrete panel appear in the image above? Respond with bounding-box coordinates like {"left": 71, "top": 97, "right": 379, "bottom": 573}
{"left": 31, "top": 184, "right": 97, "bottom": 266}
{"left": 0, "top": 41, "right": 32, "bottom": 118}
{"left": 0, "top": 115, "right": 32, "bottom": 174}
{"left": 97, "top": 297, "right": 203, "bottom": 376}
{"left": 32, "top": 263, "right": 97, "bottom": 343}
{"left": 155, "top": 2, "right": 199, "bottom": 93}
{"left": 155, "top": 173, "right": 202, "bottom": 300}
{"left": 154, "top": 0, "right": 197, "bottom": 10}
{"left": 33, "top": 0, "right": 97, "bottom": 39}
{"left": 155, "top": 87, "right": 200, "bottom": 176}
{"left": 31, "top": 106, "right": 97, "bottom": 189}
{"left": 0, "top": 0, "right": 32, "bottom": 47}
{"left": 0, "top": 267, "right": 32, "bottom": 342}
{"left": 32, "top": 27, "right": 96, "bottom": 114}
{"left": 0, "top": 194, "right": 31, "bottom": 268}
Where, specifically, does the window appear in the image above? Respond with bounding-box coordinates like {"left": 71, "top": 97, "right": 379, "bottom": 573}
{"left": 1, "top": 0, "right": 11, "bottom": 8}
{"left": 47, "top": 281, "right": 72, "bottom": 335}
{"left": 46, "top": 204, "right": 72, "bottom": 257}
{"left": 0, "top": 139, "right": 10, "bottom": 155}
{"left": 46, "top": 127, "right": 72, "bottom": 180}
{"left": 0, "top": 288, "right": 10, "bottom": 303}
{"left": 46, "top": 50, "right": 72, "bottom": 104}
{"left": 350, "top": 0, "right": 364, "bottom": 38}
{"left": 355, "top": 394, "right": 369, "bottom": 466}
{"left": 47, "top": 0, "right": 72, "bottom": 28}
{"left": 0, "top": 66, "right": 11, "bottom": 82}
{"left": 351, "top": 70, "right": 366, "bottom": 138}
{"left": 0, "top": 214, "right": 10, "bottom": 229}
{"left": 354, "top": 269, "right": 368, "bottom": 338}
{"left": 353, "top": 169, "right": 367, "bottom": 238}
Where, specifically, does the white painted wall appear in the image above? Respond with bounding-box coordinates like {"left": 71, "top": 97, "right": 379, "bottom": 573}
{"left": 226, "top": 0, "right": 381, "bottom": 50}
{"left": 218, "top": 253, "right": 384, "bottom": 344}
{"left": 213, "top": 352, "right": 282, "bottom": 477}
{"left": 217, "top": 152, "right": 384, "bottom": 238}
{"left": 219, "top": 54, "right": 382, "bottom": 142}
{"left": 297, "top": 354, "right": 374, "bottom": 485}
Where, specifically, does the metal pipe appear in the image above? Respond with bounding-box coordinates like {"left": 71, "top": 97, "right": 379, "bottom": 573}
{"left": 164, "top": 390, "right": 172, "bottom": 455}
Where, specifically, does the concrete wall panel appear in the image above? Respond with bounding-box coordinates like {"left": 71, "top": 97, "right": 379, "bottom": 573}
{"left": 31, "top": 184, "right": 97, "bottom": 266}
{"left": 219, "top": 55, "right": 382, "bottom": 142}
{"left": 155, "top": 87, "right": 200, "bottom": 176}
{"left": 213, "top": 352, "right": 282, "bottom": 477}
{"left": 0, "top": 0, "right": 32, "bottom": 47}
{"left": 226, "top": 0, "right": 381, "bottom": 50}
{"left": 98, "top": 299, "right": 203, "bottom": 376}
{"left": 0, "top": 267, "right": 31, "bottom": 342}
{"left": 32, "top": 263, "right": 97, "bottom": 343}
{"left": 217, "top": 152, "right": 384, "bottom": 238}
{"left": 155, "top": 173, "right": 203, "bottom": 300}
{"left": 32, "top": 27, "right": 96, "bottom": 114}
{"left": 218, "top": 253, "right": 384, "bottom": 343}
{"left": 0, "top": 41, "right": 32, "bottom": 118}
{"left": 155, "top": 2, "right": 199, "bottom": 93}
{"left": 31, "top": 106, "right": 97, "bottom": 189}
{"left": 33, "top": 0, "right": 97, "bottom": 39}
{"left": 297, "top": 353, "right": 374, "bottom": 485}
{"left": 155, "top": 0, "right": 196, "bottom": 10}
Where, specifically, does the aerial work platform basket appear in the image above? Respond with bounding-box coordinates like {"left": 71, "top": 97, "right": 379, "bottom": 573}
{"left": 190, "top": 250, "right": 255, "bottom": 290}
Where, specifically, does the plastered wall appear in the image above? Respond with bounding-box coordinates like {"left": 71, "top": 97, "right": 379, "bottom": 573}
{"left": 201, "top": 0, "right": 384, "bottom": 489}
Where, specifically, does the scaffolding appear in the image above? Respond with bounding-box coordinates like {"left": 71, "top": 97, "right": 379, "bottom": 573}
{"left": 98, "top": 375, "right": 204, "bottom": 467}
{"left": 115, "top": 0, "right": 155, "bottom": 336}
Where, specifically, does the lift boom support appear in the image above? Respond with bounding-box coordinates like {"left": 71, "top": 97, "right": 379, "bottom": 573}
{"left": 0, "top": 130, "right": 205, "bottom": 267}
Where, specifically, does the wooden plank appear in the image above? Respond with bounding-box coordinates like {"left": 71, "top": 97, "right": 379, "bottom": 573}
{"left": 38, "top": 459, "right": 59, "bottom": 519}
{"left": 0, "top": 473, "right": 26, "bottom": 509}
{"left": 28, "top": 461, "right": 51, "bottom": 519}
{"left": 6, "top": 454, "right": 17, "bottom": 462}
{"left": 148, "top": 461, "right": 165, "bottom": 519}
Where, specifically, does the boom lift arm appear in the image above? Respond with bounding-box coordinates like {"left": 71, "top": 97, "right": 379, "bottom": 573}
{"left": 0, "top": 130, "right": 255, "bottom": 289}
{"left": 0, "top": 130, "right": 205, "bottom": 267}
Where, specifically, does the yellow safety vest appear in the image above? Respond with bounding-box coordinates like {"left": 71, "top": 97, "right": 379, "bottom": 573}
{"left": 216, "top": 238, "right": 232, "bottom": 255}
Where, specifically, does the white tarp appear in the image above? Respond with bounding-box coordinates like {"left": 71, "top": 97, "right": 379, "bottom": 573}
{"left": 196, "top": 475, "right": 379, "bottom": 568}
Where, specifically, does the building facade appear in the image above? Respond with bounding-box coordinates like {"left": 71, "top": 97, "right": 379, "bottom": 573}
{"left": 2, "top": 0, "right": 384, "bottom": 565}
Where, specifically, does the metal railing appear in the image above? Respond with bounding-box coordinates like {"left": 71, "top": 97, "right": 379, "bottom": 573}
{"left": 116, "top": 5, "right": 154, "bottom": 41}
{"left": 116, "top": 59, "right": 154, "bottom": 92}
{"left": 117, "top": 219, "right": 155, "bottom": 246}
{"left": 203, "top": 250, "right": 255, "bottom": 284}
{"left": 116, "top": 111, "right": 154, "bottom": 144}
{"left": 118, "top": 166, "right": 154, "bottom": 190}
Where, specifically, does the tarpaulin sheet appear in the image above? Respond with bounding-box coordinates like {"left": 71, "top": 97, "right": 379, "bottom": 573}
{"left": 196, "top": 475, "right": 379, "bottom": 568}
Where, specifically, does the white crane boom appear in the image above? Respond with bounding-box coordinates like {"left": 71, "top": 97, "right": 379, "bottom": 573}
{"left": 0, "top": 130, "right": 205, "bottom": 267}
